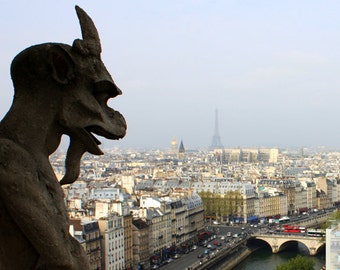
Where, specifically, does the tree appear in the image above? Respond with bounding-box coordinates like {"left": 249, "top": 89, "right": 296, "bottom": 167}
{"left": 321, "top": 209, "right": 340, "bottom": 242}
{"left": 322, "top": 209, "right": 340, "bottom": 230}
{"left": 276, "top": 255, "right": 315, "bottom": 270}
{"left": 199, "top": 191, "right": 215, "bottom": 218}
{"left": 199, "top": 190, "right": 243, "bottom": 221}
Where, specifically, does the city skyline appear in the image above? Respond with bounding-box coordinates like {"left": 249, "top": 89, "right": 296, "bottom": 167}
{"left": 1, "top": 1, "right": 340, "bottom": 150}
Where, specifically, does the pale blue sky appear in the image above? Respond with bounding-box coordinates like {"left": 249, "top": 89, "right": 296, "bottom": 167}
{"left": 1, "top": 1, "right": 340, "bottom": 150}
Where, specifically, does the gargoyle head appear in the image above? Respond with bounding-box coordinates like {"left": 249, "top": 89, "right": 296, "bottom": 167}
{"left": 10, "top": 6, "right": 127, "bottom": 184}
{"left": 57, "top": 6, "right": 127, "bottom": 155}
{"left": 58, "top": 6, "right": 127, "bottom": 184}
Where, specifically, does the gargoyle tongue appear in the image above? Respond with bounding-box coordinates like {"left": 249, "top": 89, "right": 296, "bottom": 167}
{"left": 59, "top": 138, "right": 86, "bottom": 185}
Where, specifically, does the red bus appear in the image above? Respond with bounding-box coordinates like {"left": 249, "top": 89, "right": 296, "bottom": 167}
{"left": 283, "top": 225, "right": 303, "bottom": 233}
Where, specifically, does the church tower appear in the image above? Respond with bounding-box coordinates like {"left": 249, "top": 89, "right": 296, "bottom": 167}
{"left": 178, "top": 140, "right": 185, "bottom": 160}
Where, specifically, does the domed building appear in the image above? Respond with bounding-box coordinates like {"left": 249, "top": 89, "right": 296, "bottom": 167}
{"left": 169, "top": 137, "right": 178, "bottom": 155}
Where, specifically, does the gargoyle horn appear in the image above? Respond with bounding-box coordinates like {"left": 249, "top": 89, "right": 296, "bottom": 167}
{"left": 73, "top": 5, "right": 101, "bottom": 56}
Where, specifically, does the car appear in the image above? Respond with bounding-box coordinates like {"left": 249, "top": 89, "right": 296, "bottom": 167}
{"left": 173, "top": 254, "right": 181, "bottom": 259}
{"left": 165, "top": 258, "right": 173, "bottom": 264}
{"left": 213, "top": 220, "right": 220, "bottom": 225}
{"left": 204, "top": 249, "right": 210, "bottom": 255}
{"left": 192, "top": 245, "right": 198, "bottom": 250}
{"left": 220, "top": 236, "right": 225, "bottom": 240}
{"left": 207, "top": 244, "right": 212, "bottom": 249}
{"left": 197, "top": 253, "right": 204, "bottom": 258}
{"left": 151, "top": 265, "right": 159, "bottom": 269}
{"left": 227, "top": 232, "right": 231, "bottom": 237}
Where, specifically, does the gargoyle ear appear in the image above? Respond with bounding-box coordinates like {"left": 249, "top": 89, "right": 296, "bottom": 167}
{"left": 49, "top": 45, "right": 75, "bottom": 84}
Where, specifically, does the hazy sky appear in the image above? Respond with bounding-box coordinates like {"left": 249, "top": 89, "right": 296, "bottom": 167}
{"left": 1, "top": 1, "right": 340, "bottom": 150}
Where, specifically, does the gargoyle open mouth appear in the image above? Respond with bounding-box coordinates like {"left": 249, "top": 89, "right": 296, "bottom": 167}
{"left": 84, "top": 125, "right": 125, "bottom": 155}
{"left": 86, "top": 126, "right": 124, "bottom": 141}
{"left": 85, "top": 127, "right": 102, "bottom": 145}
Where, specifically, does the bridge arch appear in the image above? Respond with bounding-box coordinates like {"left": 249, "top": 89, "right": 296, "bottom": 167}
{"left": 248, "top": 237, "right": 272, "bottom": 250}
{"left": 276, "top": 240, "right": 307, "bottom": 254}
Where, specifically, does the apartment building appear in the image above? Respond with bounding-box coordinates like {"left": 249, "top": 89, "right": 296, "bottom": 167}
{"left": 222, "top": 148, "right": 279, "bottom": 163}
{"left": 318, "top": 177, "right": 338, "bottom": 206}
{"left": 94, "top": 199, "right": 133, "bottom": 269}
{"left": 317, "top": 190, "right": 333, "bottom": 210}
{"left": 98, "top": 213, "right": 125, "bottom": 270}
{"left": 169, "top": 198, "right": 187, "bottom": 245}
{"left": 132, "top": 219, "right": 150, "bottom": 270}
{"left": 258, "top": 179, "right": 295, "bottom": 215}
{"left": 303, "top": 181, "right": 318, "bottom": 210}
{"left": 294, "top": 182, "right": 308, "bottom": 213}
{"left": 139, "top": 196, "right": 172, "bottom": 256}
{"left": 184, "top": 192, "right": 205, "bottom": 241}
{"left": 257, "top": 191, "right": 288, "bottom": 219}
{"left": 70, "top": 219, "right": 102, "bottom": 270}
{"left": 110, "top": 201, "right": 133, "bottom": 270}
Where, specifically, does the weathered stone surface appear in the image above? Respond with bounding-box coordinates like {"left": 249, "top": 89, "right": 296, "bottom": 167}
{"left": 0, "top": 6, "right": 126, "bottom": 269}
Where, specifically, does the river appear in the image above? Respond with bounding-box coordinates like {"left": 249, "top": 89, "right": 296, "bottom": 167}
{"left": 232, "top": 244, "right": 326, "bottom": 270}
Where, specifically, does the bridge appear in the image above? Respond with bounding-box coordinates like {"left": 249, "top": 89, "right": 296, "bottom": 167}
{"left": 253, "top": 233, "right": 325, "bottom": 255}
{"left": 190, "top": 233, "right": 326, "bottom": 270}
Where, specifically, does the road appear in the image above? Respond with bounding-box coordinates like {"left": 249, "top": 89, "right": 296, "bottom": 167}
{"left": 158, "top": 224, "right": 255, "bottom": 270}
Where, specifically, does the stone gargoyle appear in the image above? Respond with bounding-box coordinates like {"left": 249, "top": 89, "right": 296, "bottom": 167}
{"left": 0, "top": 6, "right": 126, "bottom": 270}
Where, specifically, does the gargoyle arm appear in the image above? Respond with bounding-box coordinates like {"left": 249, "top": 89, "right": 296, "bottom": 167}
{"left": 0, "top": 139, "right": 89, "bottom": 269}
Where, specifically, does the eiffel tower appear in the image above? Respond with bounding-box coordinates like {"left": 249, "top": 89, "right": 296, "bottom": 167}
{"left": 210, "top": 109, "right": 224, "bottom": 150}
